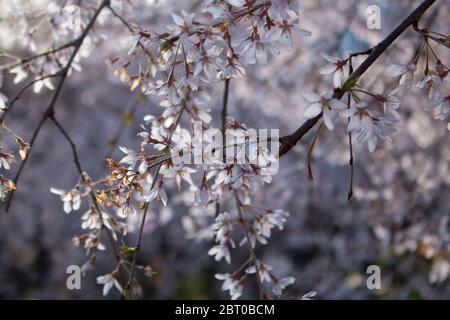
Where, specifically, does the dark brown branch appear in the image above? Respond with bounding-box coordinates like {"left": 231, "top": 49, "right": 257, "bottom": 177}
{"left": 279, "top": 0, "right": 437, "bottom": 157}
{"left": 0, "top": 73, "right": 62, "bottom": 123}
{"left": 221, "top": 79, "right": 230, "bottom": 135}
{"left": 5, "top": 0, "right": 111, "bottom": 213}
{"left": 0, "top": 41, "right": 78, "bottom": 72}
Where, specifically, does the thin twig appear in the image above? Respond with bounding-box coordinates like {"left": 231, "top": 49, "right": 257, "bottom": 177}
{"left": 49, "top": 115, "right": 122, "bottom": 263}
{"left": 0, "top": 41, "right": 78, "bottom": 72}
{"left": 234, "top": 190, "right": 264, "bottom": 300}
{"left": 221, "top": 79, "right": 230, "bottom": 136}
{"left": 306, "top": 121, "right": 324, "bottom": 182}
{"left": 347, "top": 59, "right": 355, "bottom": 200}
{"left": 107, "top": 5, "right": 133, "bottom": 32}
{"left": 0, "top": 73, "right": 62, "bottom": 123}
{"left": 413, "top": 23, "right": 450, "bottom": 49}
{"left": 5, "top": 0, "right": 111, "bottom": 213}
{"left": 122, "top": 104, "right": 186, "bottom": 299}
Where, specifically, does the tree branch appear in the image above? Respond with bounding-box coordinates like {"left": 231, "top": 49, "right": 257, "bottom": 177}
{"left": 0, "top": 41, "right": 78, "bottom": 72}
{"left": 122, "top": 104, "right": 186, "bottom": 299}
{"left": 0, "top": 73, "right": 62, "bottom": 123}
{"left": 234, "top": 190, "right": 265, "bottom": 300}
{"left": 5, "top": 0, "right": 111, "bottom": 213}
{"left": 49, "top": 115, "right": 122, "bottom": 263}
{"left": 279, "top": 0, "right": 437, "bottom": 157}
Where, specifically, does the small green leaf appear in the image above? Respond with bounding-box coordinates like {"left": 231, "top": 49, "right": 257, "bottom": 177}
{"left": 120, "top": 242, "right": 137, "bottom": 258}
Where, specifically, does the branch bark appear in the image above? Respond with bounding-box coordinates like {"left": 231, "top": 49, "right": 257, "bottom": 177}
{"left": 279, "top": 0, "right": 437, "bottom": 157}
{"left": 5, "top": 0, "right": 111, "bottom": 213}
{"left": 50, "top": 116, "right": 122, "bottom": 263}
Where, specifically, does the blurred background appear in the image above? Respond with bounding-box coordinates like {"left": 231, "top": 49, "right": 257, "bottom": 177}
{"left": 0, "top": 0, "right": 449, "bottom": 299}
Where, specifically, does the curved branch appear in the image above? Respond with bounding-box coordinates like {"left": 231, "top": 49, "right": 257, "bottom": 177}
{"left": 0, "top": 73, "right": 62, "bottom": 123}
{"left": 50, "top": 116, "right": 122, "bottom": 262}
{"left": 279, "top": 0, "right": 437, "bottom": 157}
{"left": 5, "top": 0, "right": 111, "bottom": 213}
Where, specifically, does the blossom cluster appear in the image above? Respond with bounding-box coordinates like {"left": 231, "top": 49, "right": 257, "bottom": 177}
{"left": 93, "top": 0, "right": 306, "bottom": 298}
{"left": 1, "top": 0, "right": 449, "bottom": 299}
{"left": 303, "top": 35, "right": 449, "bottom": 152}
{"left": 0, "top": 1, "right": 102, "bottom": 200}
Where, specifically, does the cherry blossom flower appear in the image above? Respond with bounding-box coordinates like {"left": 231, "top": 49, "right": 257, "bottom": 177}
{"left": 214, "top": 165, "right": 236, "bottom": 186}
{"left": 303, "top": 91, "right": 347, "bottom": 130}
{"left": 208, "top": 244, "right": 231, "bottom": 264}
{"left": 375, "top": 89, "right": 401, "bottom": 120}
{"left": 269, "top": 0, "right": 300, "bottom": 20}
{"left": 33, "top": 76, "right": 54, "bottom": 93}
{"left": 386, "top": 61, "right": 417, "bottom": 88}
{"left": 226, "top": 0, "right": 246, "bottom": 7}
{"left": 118, "top": 146, "right": 138, "bottom": 168}
{"left": 0, "top": 92, "right": 7, "bottom": 111}
{"left": 340, "top": 101, "right": 374, "bottom": 133}
{"left": 170, "top": 11, "right": 196, "bottom": 46}
{"left": 0, "top": 176, "right": 15, "bottom": 200}
{"left": 16, "top": 137, "right": 31, "bottom": 160}
{"left": 301, "top": 291, "right": 317, "bottom": 300}
{"left": 340, "top": 101, "right": 396, "bottom": 151}
{"left": 96, "top": 272, "right": 123, "bottom": 296}
{"left": 102, "top": 215, "right": 128, "bottom": 240}
{"left": 246, "top": 261, "right": 273, "bottom": 283}
{"left": 81, "top": 206, "right": 126, "bottom": 239}
{"left": 74, "top": 232, "right": 105, "bottom": 253}
{"left": 427, "top": 94, "right": 450, "bottom": 121}
{"left": 272, "top": 276, "right": 295, "bottom": 296}
{"left": 193, "top": 49, "right": 222, "bottom": 80}
{"left": 0, "top": 151, "right": 15, "bottom": 170}
{"left": 239, "top": 226, "right": 269, "bottom": 248}
{"left": 215, "top": 273, "right": 244, "bottom": 300}
{"left": 202, "top": 2, "right": 230, "bottom": 20}
{"left": 50, "top": 187, "right": 82, "bottom": 213}
{"left": 218, "top": 58, "right": 246, "bottom": 79}
{"left": 340, "top": 102, "right": 377, "bottom": 151}
{"left": 272, "top": 19, "right": 311, "bottom": 49}
{"left": 417, "top": 75, "right": 443, "bottom": 101}
{"left": 319, "top": 53, "right": 347, "bottom": 88}
{"left": 254, "top": 209, "right": 289, "bottom": 239}
{"left": 238, "top": 35, "right": 280, "bottom": 65}
{"left": 429, "top": 259, "right": 450, "bottom": 284}
{"left": 160, "top": 162, "right": 196, "bottom": 189}
{"left": 10, "top": 66, "right": 28, "bottom": 84}
{"left": 144, "top": 178, "right": 168, "bottom": 206}
{"left": 212, "top": 211, "right": 237, "bottom": 243}
{"left": 435, "top": 60, "right": 450, "bottom": 80}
